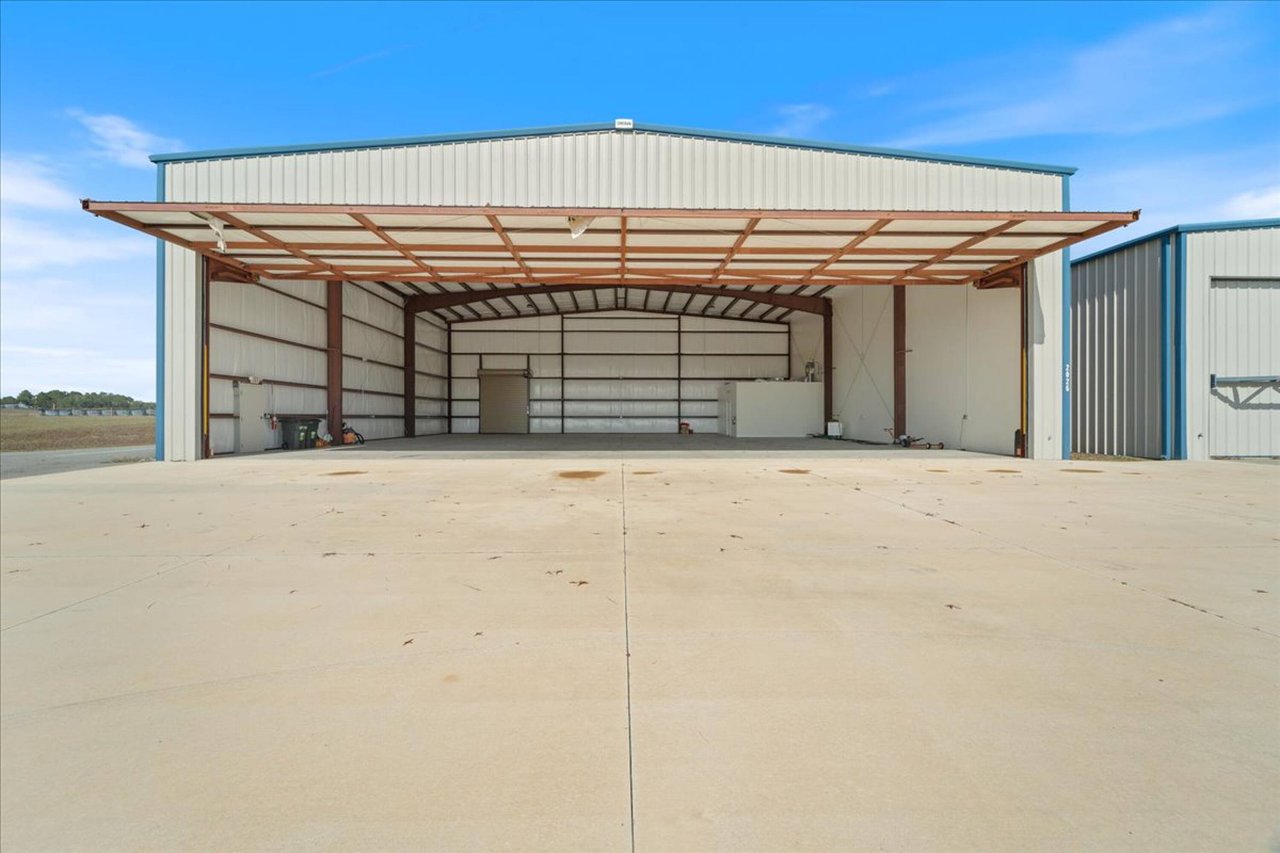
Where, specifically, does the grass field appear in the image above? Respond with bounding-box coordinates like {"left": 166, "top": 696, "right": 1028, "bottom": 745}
{"left": 0, "top": 409, "right": 154, "bottom": 452}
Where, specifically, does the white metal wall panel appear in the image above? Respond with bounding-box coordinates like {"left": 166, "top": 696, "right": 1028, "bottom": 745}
{"left": 202, "top": 278, "right": 332, "bottom": 454}
{"left": 165, "top": 130, "right": 1061, "bottom": 211}
{"left": 1184, "top": 226, "right": 1280, "bottom": 458}
{"left": 414, "top": 315, "right": 449, "bottom": 434}
{"left": 787, "top": 313, "right": 824, "bottom": 380}
{"left": 162, "top": 246, "right": 201, "bottom": 461}
{"left": 903, "top": 286, "right": 1019, "bottom": 454}
{"left": 830, "top": 287, "right": 894, "bottom": 443}
{"left": 1206, "top": 279, "right": 1279, "bottom": 456}
{"left": 1027, "top": 254, "right": 1065, "bottom": 459}
{"left": 1070, "top": 236, "right": 1164, "bottom": 458}
{"left": 341, "top": 283, "right": 405, "bottom": 441}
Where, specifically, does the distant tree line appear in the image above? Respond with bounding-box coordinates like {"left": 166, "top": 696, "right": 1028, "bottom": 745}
{"left": 1, "top": 389, "right": 155, "bottom": 410}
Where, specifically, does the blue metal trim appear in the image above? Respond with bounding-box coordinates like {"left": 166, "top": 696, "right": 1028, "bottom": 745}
{"left": 1174, "top": 232, "right": 1188, "bottom": 459}
{"left": 1072, "top": 219, "right": 1280, "bottom": 267}
{"left": 154, "top": 163, "right": 165, "bottom": 461}
{"left": 1061, "top": 176, "right": 1072, "bottom": 460}
{"left": 1071, "top": 228, "right": 1174, "bottom": 266}
{"left": 1176, "top": 217, "right": 1280, "bottom": 234}
{"left": 149, "top": 121, "right": 1077, "bottom": 176}
{"left": 1159, "top": 235, "right": 1173, "bottom": 459}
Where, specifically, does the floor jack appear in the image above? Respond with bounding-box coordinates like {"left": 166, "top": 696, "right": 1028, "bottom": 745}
{"left": 887, "top": 430, "right": 945, "bottom": 450}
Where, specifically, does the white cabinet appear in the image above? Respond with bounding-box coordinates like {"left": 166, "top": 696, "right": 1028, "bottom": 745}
{"left": 717, "top": 381, "right": 823, "bottom": 438}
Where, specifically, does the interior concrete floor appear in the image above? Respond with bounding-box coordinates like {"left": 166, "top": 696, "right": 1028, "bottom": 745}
{"left": 1, "top": 451, "right": 1277, "bottom": 851}
{"left": 327, "top": 432, "right": 972, "bottom": 458}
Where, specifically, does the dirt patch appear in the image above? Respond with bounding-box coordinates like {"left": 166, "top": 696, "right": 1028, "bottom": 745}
{"left": 632, "top": 470, "right": 659, "bottom": 475}
{"left": 987, "top": 469, "right": 1021, "bottom": 474}
{"left": 558, "top": 470, "right": 605, "bottom": 480}
{"left": 926, "top": 469, "right": 949, "bottom": 473}
{"left": 779, "top": 468, "right": 810, "bottom": 475}
{"left": 108, "top": 456, "right": 151, "bottom": 465}
{"left": 326, "top": 470, "right": 367, "bottom": 476}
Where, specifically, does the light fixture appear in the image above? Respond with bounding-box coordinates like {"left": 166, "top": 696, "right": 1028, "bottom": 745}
{"left": 568, "top": 215, "right": 595, "bottom": 239}
{"left": 194, "top": 212, "right": 227, "bottom": 253}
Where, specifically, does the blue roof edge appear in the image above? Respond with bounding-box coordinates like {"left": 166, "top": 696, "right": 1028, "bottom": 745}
{"left": 1072, "top": 218, "right": 1280, "bottom": 266}
{"left": 148, "top": 121, "right": 1078, "bottom": 176}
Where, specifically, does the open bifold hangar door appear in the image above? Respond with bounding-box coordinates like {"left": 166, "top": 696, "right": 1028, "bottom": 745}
{"left": 83, "top": 202, "right": 1137, "bottom": 291}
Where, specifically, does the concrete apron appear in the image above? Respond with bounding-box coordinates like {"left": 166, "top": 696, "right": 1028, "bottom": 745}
{"left": 1, "top": 455, "right": 1277, "bottom": 851}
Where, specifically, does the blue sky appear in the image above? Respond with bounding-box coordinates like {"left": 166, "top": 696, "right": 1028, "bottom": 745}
{"left": 1, "top": 0, "right": 1277, "bottom": 399}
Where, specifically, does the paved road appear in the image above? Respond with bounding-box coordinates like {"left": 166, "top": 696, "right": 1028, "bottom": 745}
{"left": 0, "top": 445, "right": 153, "bottom": 480}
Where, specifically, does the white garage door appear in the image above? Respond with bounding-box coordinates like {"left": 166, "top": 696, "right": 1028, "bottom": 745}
{"left": 1208, "top": 278, "right": 1280, "bottom": 457}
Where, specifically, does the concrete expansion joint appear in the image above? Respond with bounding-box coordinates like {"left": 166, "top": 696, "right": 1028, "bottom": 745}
{"left": 620, "top": 462, "right": 637, "bottom": 851}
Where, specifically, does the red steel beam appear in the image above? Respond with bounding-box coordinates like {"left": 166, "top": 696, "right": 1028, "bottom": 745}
{"left": 404, "top": 283, "right": 827, "bottom": 315}
{"left": 822, "top": 298, "right": 833, "bottom": 424}
{"left": 403, "top": 307, "right": 416, "bottom": 439}
{"left": 326, "top": 280, "right": 343, "bottom": 438}
{"left": 893, "top": 286, "right": 906, "bottom": 439}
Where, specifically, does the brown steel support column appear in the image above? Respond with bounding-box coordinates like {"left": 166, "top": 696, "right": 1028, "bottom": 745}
{"left": 822, "top": 299, "right": 833, "bottom": 424}
{"left": 446, "top": 323, "right": 453, "bottom": 434}
{"left": 1017, "top": 270, "right": 1029, "bottom": 456}
{"left": 893, "top": 285, "right": 907, "bottom": 438}
{"left": 201, "top": 259, "right": 211, "bottom": 459}
{"left": 403, "top": 308, "right": 416, "bottom": 438}
{"left": 326, "top": 280, "right": 343, "bottom": 439}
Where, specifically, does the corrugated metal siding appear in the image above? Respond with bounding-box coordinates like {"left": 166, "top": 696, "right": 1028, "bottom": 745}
{"left": 1071, "top": 236, "right": 1164, "bottom": 457}
{"left": 341, "top": 283, "right": 405, "bottom": 441}
{"left": 415, "top": 314, "right": 449, "bottom": 435}
{"left": 449, "top": 311, "right": 789, "bottom": 434}
{"left": 1183, "top": 227, "right": 1280, "bottom": 458}
{"left": 165, "top": 130, "right": 1061, "bottom": 211}
{"left": 163, "top": 246, "right": 201, "bottom": 461}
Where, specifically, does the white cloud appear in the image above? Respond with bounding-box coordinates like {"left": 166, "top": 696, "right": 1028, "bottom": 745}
{"left": 767, "top": 104, "right": 834, "bottom": 138}
{"left": 0, "top": 214, "right": 152, "bottom": 271}
{"left": 1219, "top": 185, "right": 1280, "bottom": 220}
{"left": 67, "top": 110, "right": 181, "bottom": 168}
{"left": 0, "top": 158, "right": 81, "bottom": 211}
{"left": 888, "top": 8, "right": 1273, "bottom": 147}
{"left": 1071, "top": 145, "right": 1280, "bottom": 252}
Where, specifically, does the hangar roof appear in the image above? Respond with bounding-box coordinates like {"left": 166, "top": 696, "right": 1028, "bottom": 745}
{"left": 148, "top": 122, "right": 1079, "bottom": 176}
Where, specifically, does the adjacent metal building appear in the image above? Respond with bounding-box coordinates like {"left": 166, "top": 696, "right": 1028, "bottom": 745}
{"left": 1072, "top": 219, "right": 1280, "bottom": 459}
{"left": 81, "top": 122, "right": 1138, "bottom": 461}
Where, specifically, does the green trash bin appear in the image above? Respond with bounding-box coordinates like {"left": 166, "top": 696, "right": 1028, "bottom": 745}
{"left": 279, "top": 417, "right": 321, "bottom": 450}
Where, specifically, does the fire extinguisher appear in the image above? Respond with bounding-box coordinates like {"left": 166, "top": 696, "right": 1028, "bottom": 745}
{"left": 269, "top": 414, "right": 279, "bottom": 431}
